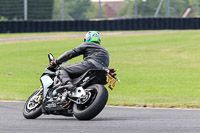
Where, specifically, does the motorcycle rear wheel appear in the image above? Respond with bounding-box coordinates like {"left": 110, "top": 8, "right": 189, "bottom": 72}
{"left": 23, "top": 88, "right": 42, "bottom": 119}
{"left": 73, "top": 84, "right": 108, "bottom": 120}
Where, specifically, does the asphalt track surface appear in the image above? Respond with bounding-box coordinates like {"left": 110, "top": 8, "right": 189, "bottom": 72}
{"left": 1, "top": 101, "right": 200, "bottom": 133}
{"left": 0, "top": 31, "right": 179, "bottom": 42}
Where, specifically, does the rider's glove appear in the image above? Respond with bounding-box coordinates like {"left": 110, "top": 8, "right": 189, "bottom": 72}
{"left": 49, "top": 60, "right": 57, "bottom": 69}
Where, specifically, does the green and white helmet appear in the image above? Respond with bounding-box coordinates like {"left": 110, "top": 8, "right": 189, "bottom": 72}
{"left": 84, "top": 31, "right": 101, "bottom": 44}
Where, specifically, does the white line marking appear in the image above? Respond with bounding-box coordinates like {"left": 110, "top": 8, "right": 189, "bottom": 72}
{"left": 0, "top": 100, "right": 24, "bottom": 103}
{"left": 106, "top": 105, "right": 200, "bottom": 111}
{"left": 1, "top": 101, "right": 199, "bottom": 111}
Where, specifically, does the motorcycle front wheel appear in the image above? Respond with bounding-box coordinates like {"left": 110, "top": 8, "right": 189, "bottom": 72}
{"left": 23, "top": 87, "right": 43, "bottom": 119}
{"left": 73, "top": 84, "right": 108, "bottom": 120}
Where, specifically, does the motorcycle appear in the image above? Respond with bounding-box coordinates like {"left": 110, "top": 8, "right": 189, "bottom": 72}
{"left": 23, "top": 53, "right": 119, "bottom": 120}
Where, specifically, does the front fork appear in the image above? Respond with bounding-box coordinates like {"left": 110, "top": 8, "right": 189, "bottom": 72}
{"left": 37, "top": 87, "right": 44, "bottom": 104}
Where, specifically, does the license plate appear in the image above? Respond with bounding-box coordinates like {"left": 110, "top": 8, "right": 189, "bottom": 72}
{"left": 106, "top": 74, "right": 117, "bottom": 88}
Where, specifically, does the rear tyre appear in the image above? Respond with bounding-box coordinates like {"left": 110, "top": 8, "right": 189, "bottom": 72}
{"left": 23, "top": 88, "right": 42, "bottom": 119}
{"left": 73, "top": 84, "right": 108, "bottom": 120}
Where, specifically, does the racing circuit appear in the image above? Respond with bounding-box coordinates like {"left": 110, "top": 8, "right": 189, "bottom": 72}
{"left": 1, "top": 101, "right": 200, "bottom": 133}
{"left": 1, "top": 32, "right": 200, "bottom": 132}
{"left": 2, "top": 0, "right": 200, "bottom": 132}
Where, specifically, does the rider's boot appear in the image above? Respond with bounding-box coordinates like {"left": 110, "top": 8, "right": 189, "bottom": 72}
{"left": 62, "top": 81, "right": 74, "bottom": 91}
{"left": 61, "top": 81, "right": 74, "bottom": 102}
{"left": 57, "top": 67, "right": 74, "bottom": 102}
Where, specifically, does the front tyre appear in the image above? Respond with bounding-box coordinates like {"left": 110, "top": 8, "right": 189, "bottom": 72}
{"left": 23, "top": 88, "right": 43, "bottom": 119}
{"left": 73, "top": 84, "right": 108, "bottom": 120}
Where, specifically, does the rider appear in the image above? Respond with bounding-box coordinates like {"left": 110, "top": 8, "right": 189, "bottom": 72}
{"left": 50, "top": 31, "right": 109, "bottom": 99}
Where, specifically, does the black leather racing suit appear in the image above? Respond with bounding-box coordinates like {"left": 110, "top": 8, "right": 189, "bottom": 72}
{"left": 55, "top": 42, "right": 110, "bottom": 84}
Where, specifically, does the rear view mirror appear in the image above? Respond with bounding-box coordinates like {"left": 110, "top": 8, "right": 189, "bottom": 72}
{"left": 48, "top": 53, "right": 54, "bottom": 62}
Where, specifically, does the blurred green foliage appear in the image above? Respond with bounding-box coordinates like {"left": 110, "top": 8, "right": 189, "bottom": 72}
{"left": 53, "top": 0, "right": 99, "bottom": 20}
{"left": 119, "top": 0, "right": 198, "bottom": 17}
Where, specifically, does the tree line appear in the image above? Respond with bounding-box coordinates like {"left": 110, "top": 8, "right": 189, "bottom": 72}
{"left": 120, "top": 0, "right": 198, "bottom": 18}
{"left": 0, "top": 0, "right": 99, "bottom": 20}
{"left": 0, "top": 0, "right": 198, "bottom": 21}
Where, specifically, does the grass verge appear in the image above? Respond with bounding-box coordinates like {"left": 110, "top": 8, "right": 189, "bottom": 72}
{"left": 1, "top": 30, "right": 200, "bottom": 108}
